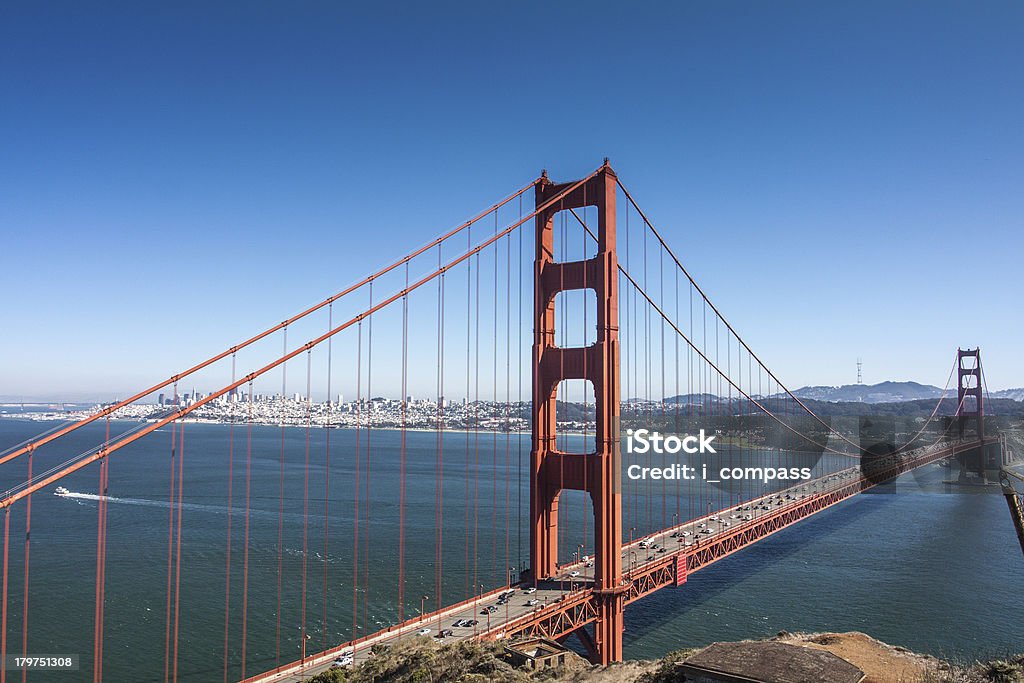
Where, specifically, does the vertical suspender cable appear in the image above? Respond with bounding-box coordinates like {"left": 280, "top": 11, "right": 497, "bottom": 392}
{"left": 517, "top": 194, "right": 524, "bottom": 575}
{"left": 714, "top": 316, "right": 720, "bottom": 514}
{"left": 363, "top": 285, "right": 374, "bottom": 632}
{"left": 465, "top": 228, "right": 473, "bottom": 600}
{"left": 164, "top": 386, "right": 178, "bottom": 683}
{"left": 674, "top": 264, "right": 680, "bottom": 523}
{"left": 21, "top": 445, "right": 32, "bottom": 683}
{"left": 276, "top": 328, "right": 287, "bottom": 665}
{"left": 301, "top": 350, "right": 312, "bottom": 662}
{"left": 688, "top": 281, "right": 693, "bottom": 527}
{"left": 504, "top": 223, "right": 512, "bottom": 583}
{"left": 98, "top": 430, "right": 110, "bottom": 682}
{"left": 172, "top": 421, "right": 185, "bottom": 683}
{"left": 623, "top": 204, "right": 632, "bottom": 535}
{"left": 633, "top": 209, "right": 642, "bottom": 530}
{"left": 472, "top": 249, "right": 480, "bottom": 603}
{"left": 223, "top": 353, "right": 236, "bottom": 682}
{"left": 643, "top": 219, "right": 651, "bottom": 532}
{"left": 240, "top": 382, "right": 254, "bottom": 679}
{"left": 660, "top": 244, "right": 667, "bottom": 530}
{"left": 323, "top": 304, "right": 333, "bottom": 645}
{"left": 726, "top": 325, "right": 732, "bottom": 507}
{"left": 492, "top": 210, "right": 499, "bottom": 577}
{"left": 221, "top": 358, "right": 236, "bottom": 682}
{"left": 398, "top": 271, "right": 408, "bottom": 620}
{"left": 702, "top": 297, "right": 707, "bottom": 523}
{"left": 434, "top": 245, "right": 446, "bottom": 626}
{"left": 352, "top": 319, "right": 362, "bottom": 640}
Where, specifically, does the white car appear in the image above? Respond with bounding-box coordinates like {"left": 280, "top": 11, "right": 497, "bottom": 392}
{"left": 416, "top": 628, "right": 431, "bottom": 636}
{"left": 524, "top": 586, "right": 537, "bottom": 594}
{"left": 568, "top": 570, "right": 580, "bottom": 577}
{"left": 526, "top": 599, "right": 540, "bottom": 606}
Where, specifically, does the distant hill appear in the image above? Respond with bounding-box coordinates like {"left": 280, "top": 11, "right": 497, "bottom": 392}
{"left": 992, "top": 387, "right": 1024, "bottom": 401}
{"left": 792, "top": 381, "right": 944, "bottom": 403}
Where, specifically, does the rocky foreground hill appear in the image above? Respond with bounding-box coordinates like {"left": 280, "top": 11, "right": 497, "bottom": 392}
{"left": 306, "top": 631, "right": 1023, "bottom": 683}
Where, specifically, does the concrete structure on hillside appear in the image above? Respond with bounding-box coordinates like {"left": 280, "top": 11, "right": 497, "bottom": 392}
{"left": 505, "top": 638, "right": 570, "bottom": 671}
{"left": 679, "top": 641, "right": 865, "bottom": 683}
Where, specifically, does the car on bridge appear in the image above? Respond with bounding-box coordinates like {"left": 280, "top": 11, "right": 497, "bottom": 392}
{"left": 416, "top": 628, "right": 431, "bottom": 636}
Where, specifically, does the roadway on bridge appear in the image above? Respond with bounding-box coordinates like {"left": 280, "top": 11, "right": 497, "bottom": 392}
{"left": 250, "top": 465, "right": 867, "bottom": 682}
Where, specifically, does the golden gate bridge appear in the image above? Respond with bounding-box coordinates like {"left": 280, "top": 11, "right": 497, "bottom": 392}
{"left": 0, "top": 161, "right": 1001, "bottom": 682}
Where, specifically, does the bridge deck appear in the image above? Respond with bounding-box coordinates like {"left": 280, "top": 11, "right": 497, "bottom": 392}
{"left": 242, "top": 439, "right": 985, "bottom": 683}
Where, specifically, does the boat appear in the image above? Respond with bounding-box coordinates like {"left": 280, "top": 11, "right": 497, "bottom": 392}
{"left": 54, "top": 486, "right": 70, "bottom": 496}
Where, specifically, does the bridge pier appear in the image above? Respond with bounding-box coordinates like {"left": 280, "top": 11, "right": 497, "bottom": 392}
{"left": 955, "top": 442, "right": 1004, "bottom": 484}
{"left": 593, "top": 589, "right": 626, "bottom": 664}
{"left": 531, "top": 162, "right": 624, "bottom": 663}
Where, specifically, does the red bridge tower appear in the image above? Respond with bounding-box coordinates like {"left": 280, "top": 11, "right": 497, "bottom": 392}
{"left": 957, "top": 348, "right": 985, "bottom": 439}
{"left": 530, "top": 162, "right": 624, "bottom": 664}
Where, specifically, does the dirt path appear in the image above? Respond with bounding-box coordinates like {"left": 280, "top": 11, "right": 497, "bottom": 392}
{"left": 776, "top": 631, "right": 940, "bottom": 683}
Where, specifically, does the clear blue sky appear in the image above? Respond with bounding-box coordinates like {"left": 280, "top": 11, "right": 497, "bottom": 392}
{"left": 1, "top": 1, "right": 1021, "bottom": 400}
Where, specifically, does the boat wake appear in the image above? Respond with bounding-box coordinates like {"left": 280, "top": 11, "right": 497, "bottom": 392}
{"left": 55, "top": 491, "right": 322, "bottom": 523}
{"left": 59, "top": 491, "right": 244, "bottom": 516}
